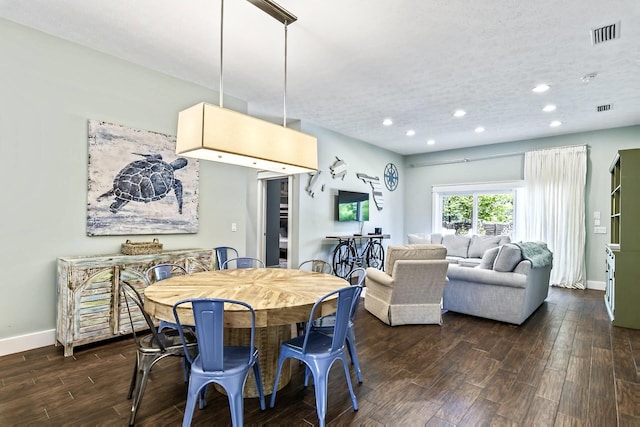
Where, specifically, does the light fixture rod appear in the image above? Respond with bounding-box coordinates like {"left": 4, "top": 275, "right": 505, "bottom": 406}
{"left": 219, "top": 0, "right": 224, "bottom": 108}
{"left": 283, "top": 23, "right": 287, "bottom": 127}
{"left": 247, "top": 0, "right": 297, "bottom": 25}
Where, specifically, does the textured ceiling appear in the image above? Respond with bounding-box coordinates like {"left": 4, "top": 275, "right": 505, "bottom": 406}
{"left": 1, "top": 0, "right": 639, "bottom": 155}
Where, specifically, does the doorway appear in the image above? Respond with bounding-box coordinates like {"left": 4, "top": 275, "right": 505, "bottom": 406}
{"left": 260, "top": 175, "right": 290, "bottom": 268}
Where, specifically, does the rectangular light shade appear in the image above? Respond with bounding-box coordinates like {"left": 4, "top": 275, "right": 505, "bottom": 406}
{"left": 176, "top": 102, "right": 318, "bottom": 174}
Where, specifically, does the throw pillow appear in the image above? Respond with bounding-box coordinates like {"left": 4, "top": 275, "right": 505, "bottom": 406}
{"left": 442, "top": 234, "right": 471, "bottom": 258}
{"left": 407, "top": 233, "right": 431, "bottom": 244}
{"left": 478, "top": 246, "right": 500, "bottom": 269}
{"left": 468, "top": 235, "right": 503, "bottom": 258}
{"left": 493, "top": 243, "right": 522, "bottom": 272}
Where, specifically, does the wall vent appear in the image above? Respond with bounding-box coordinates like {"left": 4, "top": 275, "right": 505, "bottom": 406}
{"left": 591, "top": 22, "right": 620, "bottom": 44}
{"left": 596, "top": 104, "right": 612, "bottom": 112}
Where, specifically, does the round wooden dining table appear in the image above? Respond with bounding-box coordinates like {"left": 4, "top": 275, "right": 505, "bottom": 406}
{"left": 143, "top": 268, "right": 348, "bottom": 397}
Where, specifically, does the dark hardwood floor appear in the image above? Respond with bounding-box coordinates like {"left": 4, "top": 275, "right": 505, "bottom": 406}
{"left": 1, "top": 287, "right": 639, "bottom": 426}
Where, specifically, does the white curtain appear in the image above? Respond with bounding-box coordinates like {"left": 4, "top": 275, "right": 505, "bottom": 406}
{"left": 524, "top": 145, "right": 587, "bottom": 289}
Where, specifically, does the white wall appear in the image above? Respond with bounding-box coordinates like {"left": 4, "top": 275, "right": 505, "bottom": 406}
{"left": 404, "top": 126, "right": 640, "bottom": 286}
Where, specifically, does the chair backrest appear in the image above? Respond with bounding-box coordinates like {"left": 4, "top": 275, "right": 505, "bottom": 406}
{"left": 302, "top": 285, "right": 361, "bottom": 354}
{"left": 173, "top": 298, "right": 256, "bottom": 371}
{"left": 214, "top": 247, "right": 239, "bottom": 270}
{"left": 385, "top": 244, "right": 447, "bottom": 274}
{"left": 145, "top": 263, "right": 188, "bottom": 284}
{"left": 298, "top": 259, "right": 333, "bottom": 274}
{"left": 345, "top": 267, "right": 366, "bottom": 287}
{"left": 345, "top": 268, "right": 366, "bottom": 320}
{"left": 120, "top": 280, "right": 166, "bottom": 351}
{"left": 221, "top": 257, "right": 265, "bottom": 270}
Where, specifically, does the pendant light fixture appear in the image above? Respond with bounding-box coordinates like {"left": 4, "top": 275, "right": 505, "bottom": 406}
{"left": 176, "top": 0, "right": 318, "bottom": 174}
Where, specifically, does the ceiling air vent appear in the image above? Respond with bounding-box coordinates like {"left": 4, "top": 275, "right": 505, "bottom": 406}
{"left": 596, "top": 104, "right": 612, "bottom": 112}
{"left": 591, "top": 22, "right": 620, "bottom": 45}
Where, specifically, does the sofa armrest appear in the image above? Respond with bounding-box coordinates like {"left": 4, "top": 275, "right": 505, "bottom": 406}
{"left": 365, "top": 267, "right": 394, "bottom": 288}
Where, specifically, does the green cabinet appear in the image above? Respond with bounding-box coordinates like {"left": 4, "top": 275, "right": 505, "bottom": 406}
{"left": 606, "top": 149, "right": 640, "bottom": 329}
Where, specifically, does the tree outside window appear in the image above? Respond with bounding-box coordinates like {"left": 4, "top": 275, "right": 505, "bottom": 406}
{"left": 441, "top": 193, "right": 513, "bottom": 235}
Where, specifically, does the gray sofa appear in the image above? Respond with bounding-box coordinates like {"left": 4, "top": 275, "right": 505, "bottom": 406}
{"left": 442, "top": 242, "right": 553, "bottom": 325}
{"left": 407, "top": 233, "right": 511, "bottom": 266}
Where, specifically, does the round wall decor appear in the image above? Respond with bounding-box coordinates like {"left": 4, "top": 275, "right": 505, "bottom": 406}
{"left": 384, "top": 163, "right": 399, "bottom": 191}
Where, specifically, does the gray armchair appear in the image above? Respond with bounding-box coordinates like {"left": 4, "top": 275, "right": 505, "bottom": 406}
{"left": 364, "top": 244, "right": 449, "bottom": 326}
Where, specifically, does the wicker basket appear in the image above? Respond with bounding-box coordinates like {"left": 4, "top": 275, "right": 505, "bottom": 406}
{"left": 121, "top": 238, "right": 163, "bottom": 255}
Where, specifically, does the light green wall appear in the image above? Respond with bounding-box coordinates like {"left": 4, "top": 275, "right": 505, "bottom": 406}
{"left": 0, "top": 19, "right": 252, "bottom": 340}
{"left": 0, "top": 18, "right": 404, "bottom": 343}
{"left": 295, "top": 123, "right": 405, "bottom": 266}
{"left": 404, "top": 126, "right": 640, "bottom": 284}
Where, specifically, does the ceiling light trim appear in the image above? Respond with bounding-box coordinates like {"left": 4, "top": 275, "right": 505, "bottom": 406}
{"left": 177, "top": 103, "right": 317, "bottom": 174}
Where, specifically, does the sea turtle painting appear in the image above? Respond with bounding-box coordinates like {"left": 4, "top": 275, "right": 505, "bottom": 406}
{"left": 98, "top": 153, "right": 188, "bottom": 214}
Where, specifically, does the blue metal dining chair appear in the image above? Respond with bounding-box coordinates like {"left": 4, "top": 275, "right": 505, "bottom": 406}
{"left": 270, "top": 285, "right": 360, "bottom": 427}
{"left": 173, "top": 298, "right": 266, "bottom": 427}
{"left": 214, "top": 246, "right": 239, "bottom": 270}
{"left": 221, "top": 257, "right": 265, "bottom": 269}
{"left": 120, "top": 280, "right": 198, "bottom": 427}
{"left": 307, "top": 267, "right": 366, "bottom": 384}
{"left": 145, "top": 264, "right": 188, "bottom": 332}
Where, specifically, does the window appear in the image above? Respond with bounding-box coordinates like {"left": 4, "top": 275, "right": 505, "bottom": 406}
{"left": 432, "top": 181, "right": 524, "bottom": 238}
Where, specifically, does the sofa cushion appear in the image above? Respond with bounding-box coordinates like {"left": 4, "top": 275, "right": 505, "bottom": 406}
{"left": 468, "top": 235, "right": 505, "bottom": 258}
{"left": 447, "top": 263, "right": 527, "bottom": 289}
{"left": 442, "top": 234, "right": 471, "bottom": 258}
{"left": 407, "top": 233, "right": 431, "bottom": 244}
{"left": 493, "top": 243, "right": 523, "bottom": 272}
{"left": 386, "top": 244, "right": 446, "bottom": 273}
{"left": 407, "top": 233, "right": 444, "bottom": 244}
{"left": 478, "top": 246, "right": 500, "bottom": 269}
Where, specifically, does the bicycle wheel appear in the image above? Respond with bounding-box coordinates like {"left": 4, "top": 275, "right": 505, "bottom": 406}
{"left": 365, "top": 240, "right": 385, "bottom": 270}
{"left": 332, "top": 241, "right": 356, "bottom": 278}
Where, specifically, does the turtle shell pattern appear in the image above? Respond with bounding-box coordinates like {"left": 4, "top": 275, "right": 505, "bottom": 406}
{"left": 113, "top": 158, "right": 175, "bottom": 202}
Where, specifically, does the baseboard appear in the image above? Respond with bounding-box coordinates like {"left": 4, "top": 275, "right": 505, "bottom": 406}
{"left": 587, "top": 280, "right": 605, "bottom": 291}
{"left": 0, "top": 329, "right": 56, "bottom": 357}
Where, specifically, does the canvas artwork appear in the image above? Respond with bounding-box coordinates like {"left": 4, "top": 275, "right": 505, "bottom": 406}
{"left": 87, "top": 120, "right": 199, "bottom": 235}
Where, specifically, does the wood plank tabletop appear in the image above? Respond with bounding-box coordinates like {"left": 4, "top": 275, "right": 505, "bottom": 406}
{"left": 144, "top": 268, "right": 348, "bottom": 328}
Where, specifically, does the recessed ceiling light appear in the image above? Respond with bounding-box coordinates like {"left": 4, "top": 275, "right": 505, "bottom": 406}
{"left": 550, "top": 120, "right": 562, "bottom": 127}
{"left": 382, "top": 118, "right": 393, "bottom": 126}
{"left": 453, "top": 109, "right": 466, "bottom": 117}
{"left": 427, "top": 139, "right": 435, "bottom": 145}
{"left": 532, "top": 84, "right": 550, "bottom": 93}
{"left": 406, "top": 130, "right": 415, "bottom": 136}
{"left": 542, "top": 104, "right": 557, "bottom": 112}
{"left": 475, "top": 126, "right": 485, "bottom": 133}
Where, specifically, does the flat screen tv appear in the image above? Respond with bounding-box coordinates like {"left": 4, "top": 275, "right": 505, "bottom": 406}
{"left": 336, "top": 190, "right": 370, "bottom": 222}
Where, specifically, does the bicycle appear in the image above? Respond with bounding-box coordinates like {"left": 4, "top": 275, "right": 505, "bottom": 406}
{"left": 331, "top": 235, "right": 385, "bottom": 278}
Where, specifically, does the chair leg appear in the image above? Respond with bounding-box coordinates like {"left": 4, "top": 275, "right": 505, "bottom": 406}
{"left": 182, "top": 378, "right": 204, "bottom": 427}
{"left": 252, "top": 361, "right": 266, "bottom": 410}
{"left": 346, "top": 328, "right": 362, "bottom": 383}
{"left": 269, "top": 353, "right": 287, "bottom": 408}
{"left": 129, "top": 353, "right": 156, "bottom": 426}
{"left": 127, "top": 356, "right": 139, "bottom": 400}
{"left": 226, "top": 384, "right": 245, "bottom": 427}
{"left": 306, "top": 359, "right": 333, "bottom": 427}
{"left": 340, "top": 353, "right": 358, "bottom": 411}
